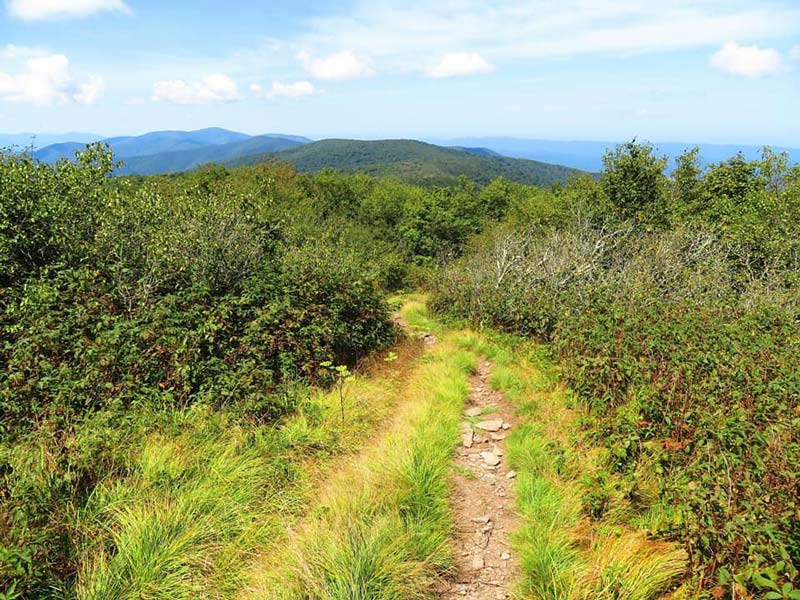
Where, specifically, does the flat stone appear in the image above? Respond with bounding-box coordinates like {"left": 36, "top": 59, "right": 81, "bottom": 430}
{"left": 481, "top": 451, "right": 501, "bottom": 466}
{"left": 465, "top": 407, "right": 482, "bottom": 417}
{"left": 492, "top": 445, "right": 503, "bottom": 456}
{"left": 506, "top": 470, "right": 517, "bottom": 479}
{"left": 501, "top": 422, "right": 511, "bottom": 430}
{"left": 500, "top": 552, "right": 511, "bottom": 560}
{"left": 490, "top": 433, "right": 506, "bottom": 441}
{"left": 462, "top": 430, "right": 474, "bottom": 448}
{"left": 476, "top": 420, "right": 503, "bottom": 432}
{"left": 472, "top": 515, "right": 491, "bottom": 523}
{"left": 471, "top": 554, "right": 485, "bottom": 570}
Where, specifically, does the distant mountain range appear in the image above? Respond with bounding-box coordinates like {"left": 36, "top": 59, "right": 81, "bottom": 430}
{"left": 116, "top": 135, "right": 305, "bottom": 175}
{"left": 9, "top": 128, "right": 797, "bottom": 185}
{"left": 20, "top": 128, "right": 583, "bottom": 186}
{"left": 29, "top": 128, "right": 312, "bottom": 174}
{"left": 431, "top": 137, "right": 800, "bottom": 172}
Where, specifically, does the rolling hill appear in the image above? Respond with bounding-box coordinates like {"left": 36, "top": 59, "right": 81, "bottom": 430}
{"left": 33, "top": 142, "right": 89, "bottom": 163}
{"left": 117, "top": 135, "right": 305, "bottom": 175}
{"left": 28, "top": 130, "right": 585, "bottom": 185}
{"left": 228, "top": 139, "right": 584, "bottom": 187}
{"left": 31, "top": 128, "right": 311, "bottom": 166}
{"left": 102, "top": 127, "right": 252, "bottom": 158}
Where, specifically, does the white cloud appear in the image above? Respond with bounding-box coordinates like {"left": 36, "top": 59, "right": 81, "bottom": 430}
{"left": 250, "top": 80, "right": 319, "bottom": 99}
{"left": 7, "top": 0, "right": 130, "bottom": 21}
{"left": 0, "top": 44, "right": 49, "bottom": 59}
{"left": 299, "top": 1, "right": 800, "bottom": 73}
{"left": 298, "top": 49, "right": 374, "bottom": 80}
{"left": 710, "top": 41, "right": 782, "bottom": 77}
{"left": 427, "top": 52, "right": 494, "bottom": 78}
{"left": 0, "top": 50, "right": 104, "bottom": 104}
{"left": 73, "top": 77, "right": 105, "bottom": 104}
{"left": 791, "top": 45, "right": 800, "bottom": 61}
{"left": 269, "top": 80, "right": 318, "bottom": 98}
{"left": 152, "top": 73, "right": 241, "bottom": 104}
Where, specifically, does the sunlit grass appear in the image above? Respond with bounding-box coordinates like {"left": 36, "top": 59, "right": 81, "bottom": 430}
{"left": 244, "top": 333, "right": 476, "bottom": 600}
{"left": 69, "top": 339, "right": 425, "bottom": 600}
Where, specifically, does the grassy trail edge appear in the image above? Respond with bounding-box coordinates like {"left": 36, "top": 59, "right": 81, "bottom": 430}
{"left": 241, "top": 298, "right": 478, "bottom": 599}
{"left": 455, "top": 330, "right": 688, "bottom": 600}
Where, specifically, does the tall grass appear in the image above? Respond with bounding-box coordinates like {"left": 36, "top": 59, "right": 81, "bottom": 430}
{"left": 57, "top": 342, "right": 421, "bottom": 599}
{"left": 246, "top": 316, "right": 476, "bottom": 599}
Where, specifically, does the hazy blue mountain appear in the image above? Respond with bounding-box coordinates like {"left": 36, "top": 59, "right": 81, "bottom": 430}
{"left": 229, "top": 138, "right": 583, "bottom": 187}
{"left": 103, "top": 127, "right": 252, "bottom": 158}
{"left": 32, "top": 128, "right": 311, "bottom": 166}
{"left": 118, "top": 135, "right": 305, "bottom": 175}
{"left": 434, "top": 138, "right": 800, "bottom": 172}
{"left": 32, "top": 142, "right": 89, "bottom": 163}
{"left": 262, "top": 133, "right": 313, "bottom": 144}
{"left": 0, "top": 132, "right": 102, "bottom": 151}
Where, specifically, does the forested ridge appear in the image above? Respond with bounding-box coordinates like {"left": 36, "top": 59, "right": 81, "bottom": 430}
{"left": 226, "top": 138, "right": 583, "bottom": 187}
{"left": 1, "top": 141, "right": 798, "bottom": 599}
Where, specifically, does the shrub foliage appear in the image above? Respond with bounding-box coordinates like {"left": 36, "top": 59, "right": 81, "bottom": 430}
{"left": 433, "top": 143, "right": 800, "bottom": 597}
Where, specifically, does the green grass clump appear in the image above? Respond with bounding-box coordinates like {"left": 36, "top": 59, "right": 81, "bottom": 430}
{"left": 77, "top": 421, "right": 283, "bottom": 600}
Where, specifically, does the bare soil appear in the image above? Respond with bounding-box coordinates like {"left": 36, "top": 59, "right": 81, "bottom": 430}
{"left": 440, "top": 359, "right": 520, "bottom": 600}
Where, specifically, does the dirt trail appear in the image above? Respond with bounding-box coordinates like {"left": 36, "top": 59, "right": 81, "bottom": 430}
{"left": 441, "top": 359, "right": 520, "bottom": 600}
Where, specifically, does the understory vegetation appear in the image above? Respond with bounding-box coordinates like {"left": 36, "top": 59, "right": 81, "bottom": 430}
{"left": 434, "top": 142, "right": 800, "bottom": 598}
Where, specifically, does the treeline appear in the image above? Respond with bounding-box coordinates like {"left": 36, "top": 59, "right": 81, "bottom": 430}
{"left": 433, "top": 142, "right": 800, "bottom": 597}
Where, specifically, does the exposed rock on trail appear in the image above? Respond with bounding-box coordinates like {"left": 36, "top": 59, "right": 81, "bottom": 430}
{"left": 441, "top": 360, "right": 520, "bottom": 600}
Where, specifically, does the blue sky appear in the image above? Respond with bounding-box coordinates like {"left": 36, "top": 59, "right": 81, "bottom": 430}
{"left": 0, "top": 0, "right": 798, "bottom": 145}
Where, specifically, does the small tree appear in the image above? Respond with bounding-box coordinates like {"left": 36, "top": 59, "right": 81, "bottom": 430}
{"left": 601, "top": 139, "right": 668, "bottom": 222}
{"left": 320, "top": 361, "right": 353, "bottom": 423}
{"left": 671, "top": 147, "right": 703, "bottom": 213}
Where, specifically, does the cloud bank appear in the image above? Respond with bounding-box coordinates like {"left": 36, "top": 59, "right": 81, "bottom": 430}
{"left": 0, "top": 47, "right": 104, "bottom": 104}
{"left": 427, "top": 52, "right": 494, "bottom": 78}
{"left": 7, "top": 0, "right": 130, "bottom": 21}
{"left": 152, "top": 73, "right": 241, "bottom": 104}
{"left": 298, "top": 50, "right": 375, "bottom": 80}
